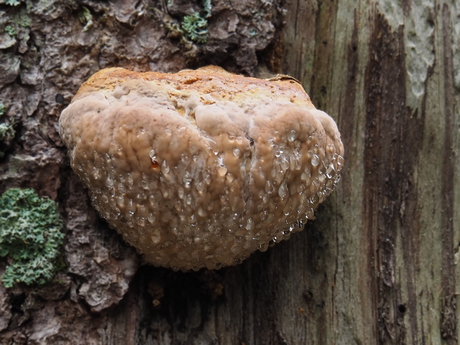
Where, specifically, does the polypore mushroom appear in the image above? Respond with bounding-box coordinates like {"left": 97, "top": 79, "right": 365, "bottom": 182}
{"left": 59, "top": 66, "right": 344, "bottom": 270}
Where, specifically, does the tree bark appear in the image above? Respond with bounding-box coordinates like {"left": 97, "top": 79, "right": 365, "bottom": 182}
{"left": 0, "top": 0, "right": 459, "bottom": 344}
{"left": 281, "top": 1, "right": 460, "bottom": 343}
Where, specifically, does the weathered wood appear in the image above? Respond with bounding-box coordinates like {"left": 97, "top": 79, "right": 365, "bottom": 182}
{"left": 281, "top": 0, "right": 460, "bottom": 343}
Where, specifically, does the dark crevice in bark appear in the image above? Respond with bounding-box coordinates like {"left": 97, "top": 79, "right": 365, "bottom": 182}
{"left": 363, "top": 12, "right": 425, "bottom": 345}
{"left": 339, "top": 9, "right": 359, "bottom": 200}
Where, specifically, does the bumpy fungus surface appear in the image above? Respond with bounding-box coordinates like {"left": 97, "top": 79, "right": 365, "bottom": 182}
{"left": 0, "top": 188, "right": 65, "bottom": 287}
{"left": 59, "top": 66, "right": 344, "bottom": 270}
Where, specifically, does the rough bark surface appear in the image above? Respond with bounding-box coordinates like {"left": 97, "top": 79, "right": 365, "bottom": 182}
{"left": 0, "top": 0, "right": 458, "bottom": 344}
{"left": 281, "top": 0, "right": 460, "bottom": 344}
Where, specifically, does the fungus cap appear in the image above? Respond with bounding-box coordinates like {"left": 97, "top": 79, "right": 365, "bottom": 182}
{"left": 59, "top": 66, "right": 344, "bottom": 270}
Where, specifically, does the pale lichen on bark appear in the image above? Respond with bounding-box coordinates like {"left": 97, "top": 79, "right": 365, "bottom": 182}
{"left": 377, "top": 0, "right": 436, "bottom": 109}
{"left": 404, "top": 0, "right": 435, "bottom": 106}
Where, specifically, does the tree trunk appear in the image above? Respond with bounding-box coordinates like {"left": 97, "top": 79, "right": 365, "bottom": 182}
{"left": 281, "top": 1, "right": 460, "bottom": 343}
{"left": 0, "top": 0, "right": 458, "bottom": 344}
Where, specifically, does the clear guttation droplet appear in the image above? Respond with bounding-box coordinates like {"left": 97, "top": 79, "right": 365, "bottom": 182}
{"left": 278, "top": 181, "right": 288, "bottom": 198}
{"left": 337, "top": 155, "right": 344, "bottom": 167}
{"left": 198, "top": 207, "right": 207, "bottom": 217}
{"left": 311, "top": 154, "right": 320, "bottom": 167}
{"left": 161, "top": 160, "right": 170, "bottom": 174}
{"left": 147, "top": 214, "right": 156, "bottom": 223}
{"left": 151, "top": 230, "right": 161, "bottom": 244}
{"left": 226, "top": 173, "right": 235, "bottom": 183}
{"left": 217, "top": 166, "right": 227, "bottom": 176}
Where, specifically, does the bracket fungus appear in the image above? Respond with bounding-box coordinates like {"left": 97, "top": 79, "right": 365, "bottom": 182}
{"left": 59, "top": 66, "right": 344, "bottom": 271}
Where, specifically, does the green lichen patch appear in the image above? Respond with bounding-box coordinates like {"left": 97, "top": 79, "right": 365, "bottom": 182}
{"left": 78, "top": 6, "right": 93, "bottom": 32}
{"left": 0, "top": 123, "right": 14, "bottom": 158}
{"left": 153, "top": 0, "right": 210, "bottom": 45}
{"left": 181, "top": 12, "right": 208, "bottom": 44}
{"left": 13, "top": 7, "right": 31, "bottom": 28}
{"left": 0, "top": 188, "right": 65, "bottom": 288}
{"left": 5, "top": 0, "right": 20, "bottom": 6}
{"left": 202, "top": 0, "right": 212, "bottom": 18}
{"left": 0, "top": 102, "right": 14, "bottom": 158}
{"left": 0, "top": 123, "right": 14, "bottom": 141}
{"left": 5, "top": 25, "right": 17, "bottom": 37}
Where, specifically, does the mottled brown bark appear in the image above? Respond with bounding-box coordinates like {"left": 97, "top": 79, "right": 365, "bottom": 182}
{"left": 0, "top": 0, "right": 459, "bottom": 344}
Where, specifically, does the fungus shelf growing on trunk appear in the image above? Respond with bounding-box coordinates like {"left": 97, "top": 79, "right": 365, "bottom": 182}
{"left": 59, "top": 66, "right": 344, "bottom": 271}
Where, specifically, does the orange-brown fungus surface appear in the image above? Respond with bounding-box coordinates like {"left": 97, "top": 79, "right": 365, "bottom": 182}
{"left": 59, "top": 66, "right": 344, "bottom": 270}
